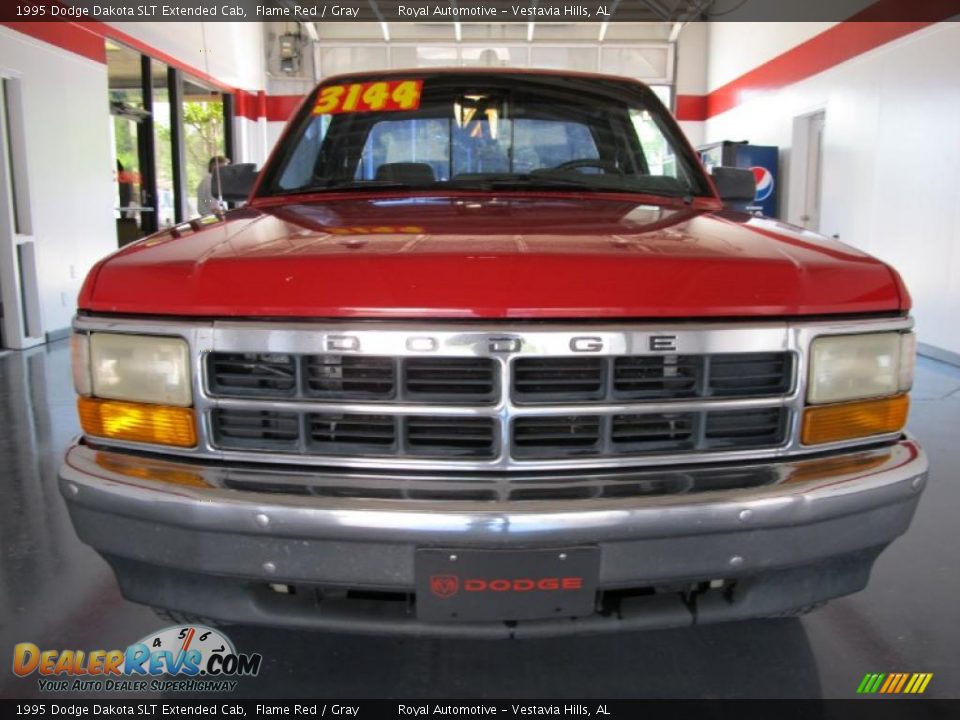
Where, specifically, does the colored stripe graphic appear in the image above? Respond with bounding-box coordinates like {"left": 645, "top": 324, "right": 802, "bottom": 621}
{"left": 858, "top": 672, "right": 932, "bottom": 694}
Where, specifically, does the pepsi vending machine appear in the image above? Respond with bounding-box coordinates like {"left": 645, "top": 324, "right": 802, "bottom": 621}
{"left": 699, "top": 140, "right": 779, "bottom": 217}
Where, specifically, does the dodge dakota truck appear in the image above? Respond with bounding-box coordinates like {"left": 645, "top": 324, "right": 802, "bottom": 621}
{"left": 61, "top": 69, "right": 928, "bottom": 637}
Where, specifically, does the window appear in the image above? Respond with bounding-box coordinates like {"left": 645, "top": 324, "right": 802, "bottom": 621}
{"left": 353, "top": 117, "right": 601, "bottom": 182}
{"left": 356, "top": 118, "right": 451, "bottom": 181}
{"left": 278, "top": 115, "right": 331, "bottom": 189}
{"left": 511, "top": 120, "right": 599, "bottom": 173}
{"left": 265, "top": 74, "right": 711, "bottom": 199}
{"left": 182, "top": 78, "right": 226, "bottom": 219}
{"left": 630, "top": 108, "right": 678, "bottom": 178}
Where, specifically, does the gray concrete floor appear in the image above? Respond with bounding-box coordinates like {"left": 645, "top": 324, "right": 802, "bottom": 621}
{"left": 1, "top": 339, "right": 957, "bottom": 699}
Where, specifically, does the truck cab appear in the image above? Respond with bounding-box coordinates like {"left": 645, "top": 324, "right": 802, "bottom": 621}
{"left": 61, "top": 69, "right": 927, "bottom": 636}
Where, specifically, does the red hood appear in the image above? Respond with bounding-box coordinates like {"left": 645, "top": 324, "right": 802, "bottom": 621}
{"left": 80, "top": 194, "right": 905, "bottom": 319}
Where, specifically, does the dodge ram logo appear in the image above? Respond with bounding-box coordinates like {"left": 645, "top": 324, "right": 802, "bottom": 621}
{"left": 430, "top": 575, "right": 459, "bottom": 599}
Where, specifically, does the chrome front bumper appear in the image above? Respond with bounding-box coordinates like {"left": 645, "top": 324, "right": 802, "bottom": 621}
{"left": 59, "top": 437, "right": 928, "bottom": 636}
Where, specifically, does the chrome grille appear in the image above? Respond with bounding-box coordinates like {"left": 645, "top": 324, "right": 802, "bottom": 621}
{"left": 74, "top": 315, "right": 917, "bottom": 473}
{"left": 206, "top": 343, "right": 796, "bottom": 465}
{"left": 212, "top": 409, "right": 300, "bottom": 450}
{"left": 209, "top": 352, "right": 497, "bottom": 404}
{"left": 214, "top": 409, "right": 498, "bottom": 459}
{"left": 514, "top": 352, "right": 793, "bottom": 404}
{"left": 513, "top": 358, "right": 605, "bottom": 401}
{"left": 406, "top": 416, "right": 498, "bottom": 458}
{"left": 708, "top": 353, "right": 794, "bottom": 397}
{"left": 309, "top": 413, "right": 396, "bottom": 451}
{"left": 304, "top": 355, "right": 394, "bottom": 399}
{"left": 614, "top": 355, "right": 700, "bottom": 398}
{"left": 206, "top": 348, "right": 792, "bottom": 464}
{"left": 511, "top": 408, "right": 785, "bottom": 459}
{"left": 704, "top": 408, "right": 786, "bottom": 449}
{"left": 208, "top": 353, "right": 297, "bottom": 397}
{"left": 403, "top": 358, "right": 498, "bottom": 402}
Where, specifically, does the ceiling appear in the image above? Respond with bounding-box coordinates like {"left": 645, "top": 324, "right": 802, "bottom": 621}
{"left": 303, "top": 21, "right": 681, "bottom": 43}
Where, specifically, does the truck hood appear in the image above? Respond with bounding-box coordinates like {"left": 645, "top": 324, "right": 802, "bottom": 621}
{"left": 81, "top": 195, "right": 905, "bottom": 319}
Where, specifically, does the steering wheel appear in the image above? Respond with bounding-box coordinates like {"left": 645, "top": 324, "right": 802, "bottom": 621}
{"left": 551, "top": 158, "right": 624, "bottom": 174}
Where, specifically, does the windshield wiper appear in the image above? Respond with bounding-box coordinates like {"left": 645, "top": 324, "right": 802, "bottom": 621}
{"left": 282, "top": 179, "right": 434, "bottom": 195}
{"left": 448, "top": 173, "right": 699, "bottom": 198}
{"left": 448, "top": 174, "right": 603, "bottom": 191}
{"left": 276, "top": 176, "right": 700, "bottom": 199}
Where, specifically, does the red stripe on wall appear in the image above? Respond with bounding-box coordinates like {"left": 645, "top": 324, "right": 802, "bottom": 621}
{"left": 675, "top": 94, "right": 708, "bottom": 122}
{"left": 705, "top": 21, "right": 941, "bottom": 118}
{"left": 234, "top": 93, "right": 308, "bottom": 122}
{"left": 1, "top": 21, "right": 105, "bottom": 64}
{"left": 234, "top": 90, "right": 258, "bottom": 121}
{"left": 1, "top": 20, "right": 238, "bottom": 93}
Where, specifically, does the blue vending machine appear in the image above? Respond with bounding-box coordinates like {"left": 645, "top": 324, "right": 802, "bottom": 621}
{"left": 698, "top": 140, "right": 779, "bottom": 218}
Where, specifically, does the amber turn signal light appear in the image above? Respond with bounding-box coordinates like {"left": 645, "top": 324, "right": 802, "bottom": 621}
{"left": 78, "top": 397, "right": 197, "bottom": 448}
{"left": 801, "top": 394, "right": 909, "bottom": 445}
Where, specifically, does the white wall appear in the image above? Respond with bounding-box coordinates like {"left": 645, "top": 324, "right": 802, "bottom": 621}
{"left": 105, "top": 21, "right": 266, "bottom": 91}
{"left": 704, "top": 22, "right": 960, "bottom": 356}
{"left": 0, "top": 27, "right": 117, "bottom": 341}
{"left": 0, "top": 22, "right": 270, "bottom": 342}
{"left": 706, "top": 22, "right": 836, "bottom": 90}
{"left": 675, "top": 21, "right": 708, "bottom": 147}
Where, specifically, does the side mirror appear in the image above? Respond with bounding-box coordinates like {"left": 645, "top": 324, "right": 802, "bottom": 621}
{"left": 710, "top": 166, "right": 757, "bottom": 203}
{"left": 214, "top": 163, "right": 259, "bottom": 202}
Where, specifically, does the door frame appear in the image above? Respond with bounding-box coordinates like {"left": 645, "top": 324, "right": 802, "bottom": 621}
{"left": 0, "top": 73, "right": 44, "bottom": 350}
{"left": 787, "top": 108, "right": 826, "bottom": 231}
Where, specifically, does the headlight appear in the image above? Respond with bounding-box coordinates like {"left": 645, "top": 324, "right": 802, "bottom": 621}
{"left": 802, "top": 330, "right": 914, "bottom": 446}
{"left": 808, "top": 332, "right": 914, "bottom": 404}
{"left": 89, "top": 333, "right": 192, "bottom": 407}
{"left": 70, "top": 333, "right": 91, "bottom": 396}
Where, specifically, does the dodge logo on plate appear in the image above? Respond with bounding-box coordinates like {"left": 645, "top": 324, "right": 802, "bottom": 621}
{"left": 430, "top": 575, "right": 459, "bottom": 599}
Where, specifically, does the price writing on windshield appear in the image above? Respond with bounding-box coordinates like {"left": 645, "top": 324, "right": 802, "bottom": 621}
{"left": 312, "top": 80, "right": 423, "bottom": 115}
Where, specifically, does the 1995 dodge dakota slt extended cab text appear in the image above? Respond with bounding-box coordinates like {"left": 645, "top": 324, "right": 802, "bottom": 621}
{"left": 61, "top": 69, "right": 928, "bottom": 637}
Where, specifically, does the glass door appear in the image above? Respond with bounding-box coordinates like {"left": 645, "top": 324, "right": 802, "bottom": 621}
{"left": 107, "top": 42, "right": 154, "bottom": 245}
{"left": 181, "top": 78, "right": 226, "bottom": 219}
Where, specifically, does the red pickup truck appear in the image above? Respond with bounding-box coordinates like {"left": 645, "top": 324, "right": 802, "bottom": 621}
{"left": 61, "top": 69, "right": 927, "bottom": 637}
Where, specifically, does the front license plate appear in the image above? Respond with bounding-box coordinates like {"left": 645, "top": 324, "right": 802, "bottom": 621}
{"left": 415, "top": 547, "right": 600, "bottom": 622}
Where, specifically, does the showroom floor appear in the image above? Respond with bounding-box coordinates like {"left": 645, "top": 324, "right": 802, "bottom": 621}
{"left": 1, "top": 339, "right": 957, "bottom": 699}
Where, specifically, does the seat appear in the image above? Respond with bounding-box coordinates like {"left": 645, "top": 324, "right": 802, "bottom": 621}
{"left": 374, "top": 162, "right": 436, "bottom": 184}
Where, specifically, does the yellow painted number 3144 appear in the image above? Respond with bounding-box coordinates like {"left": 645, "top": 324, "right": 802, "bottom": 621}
{"left": 313, "top": 79, "right": 423, "bottom": 115}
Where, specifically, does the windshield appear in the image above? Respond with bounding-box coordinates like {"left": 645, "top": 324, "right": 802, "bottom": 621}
{"left": 260, "top": 73, "right": 712, "bottom": 199}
